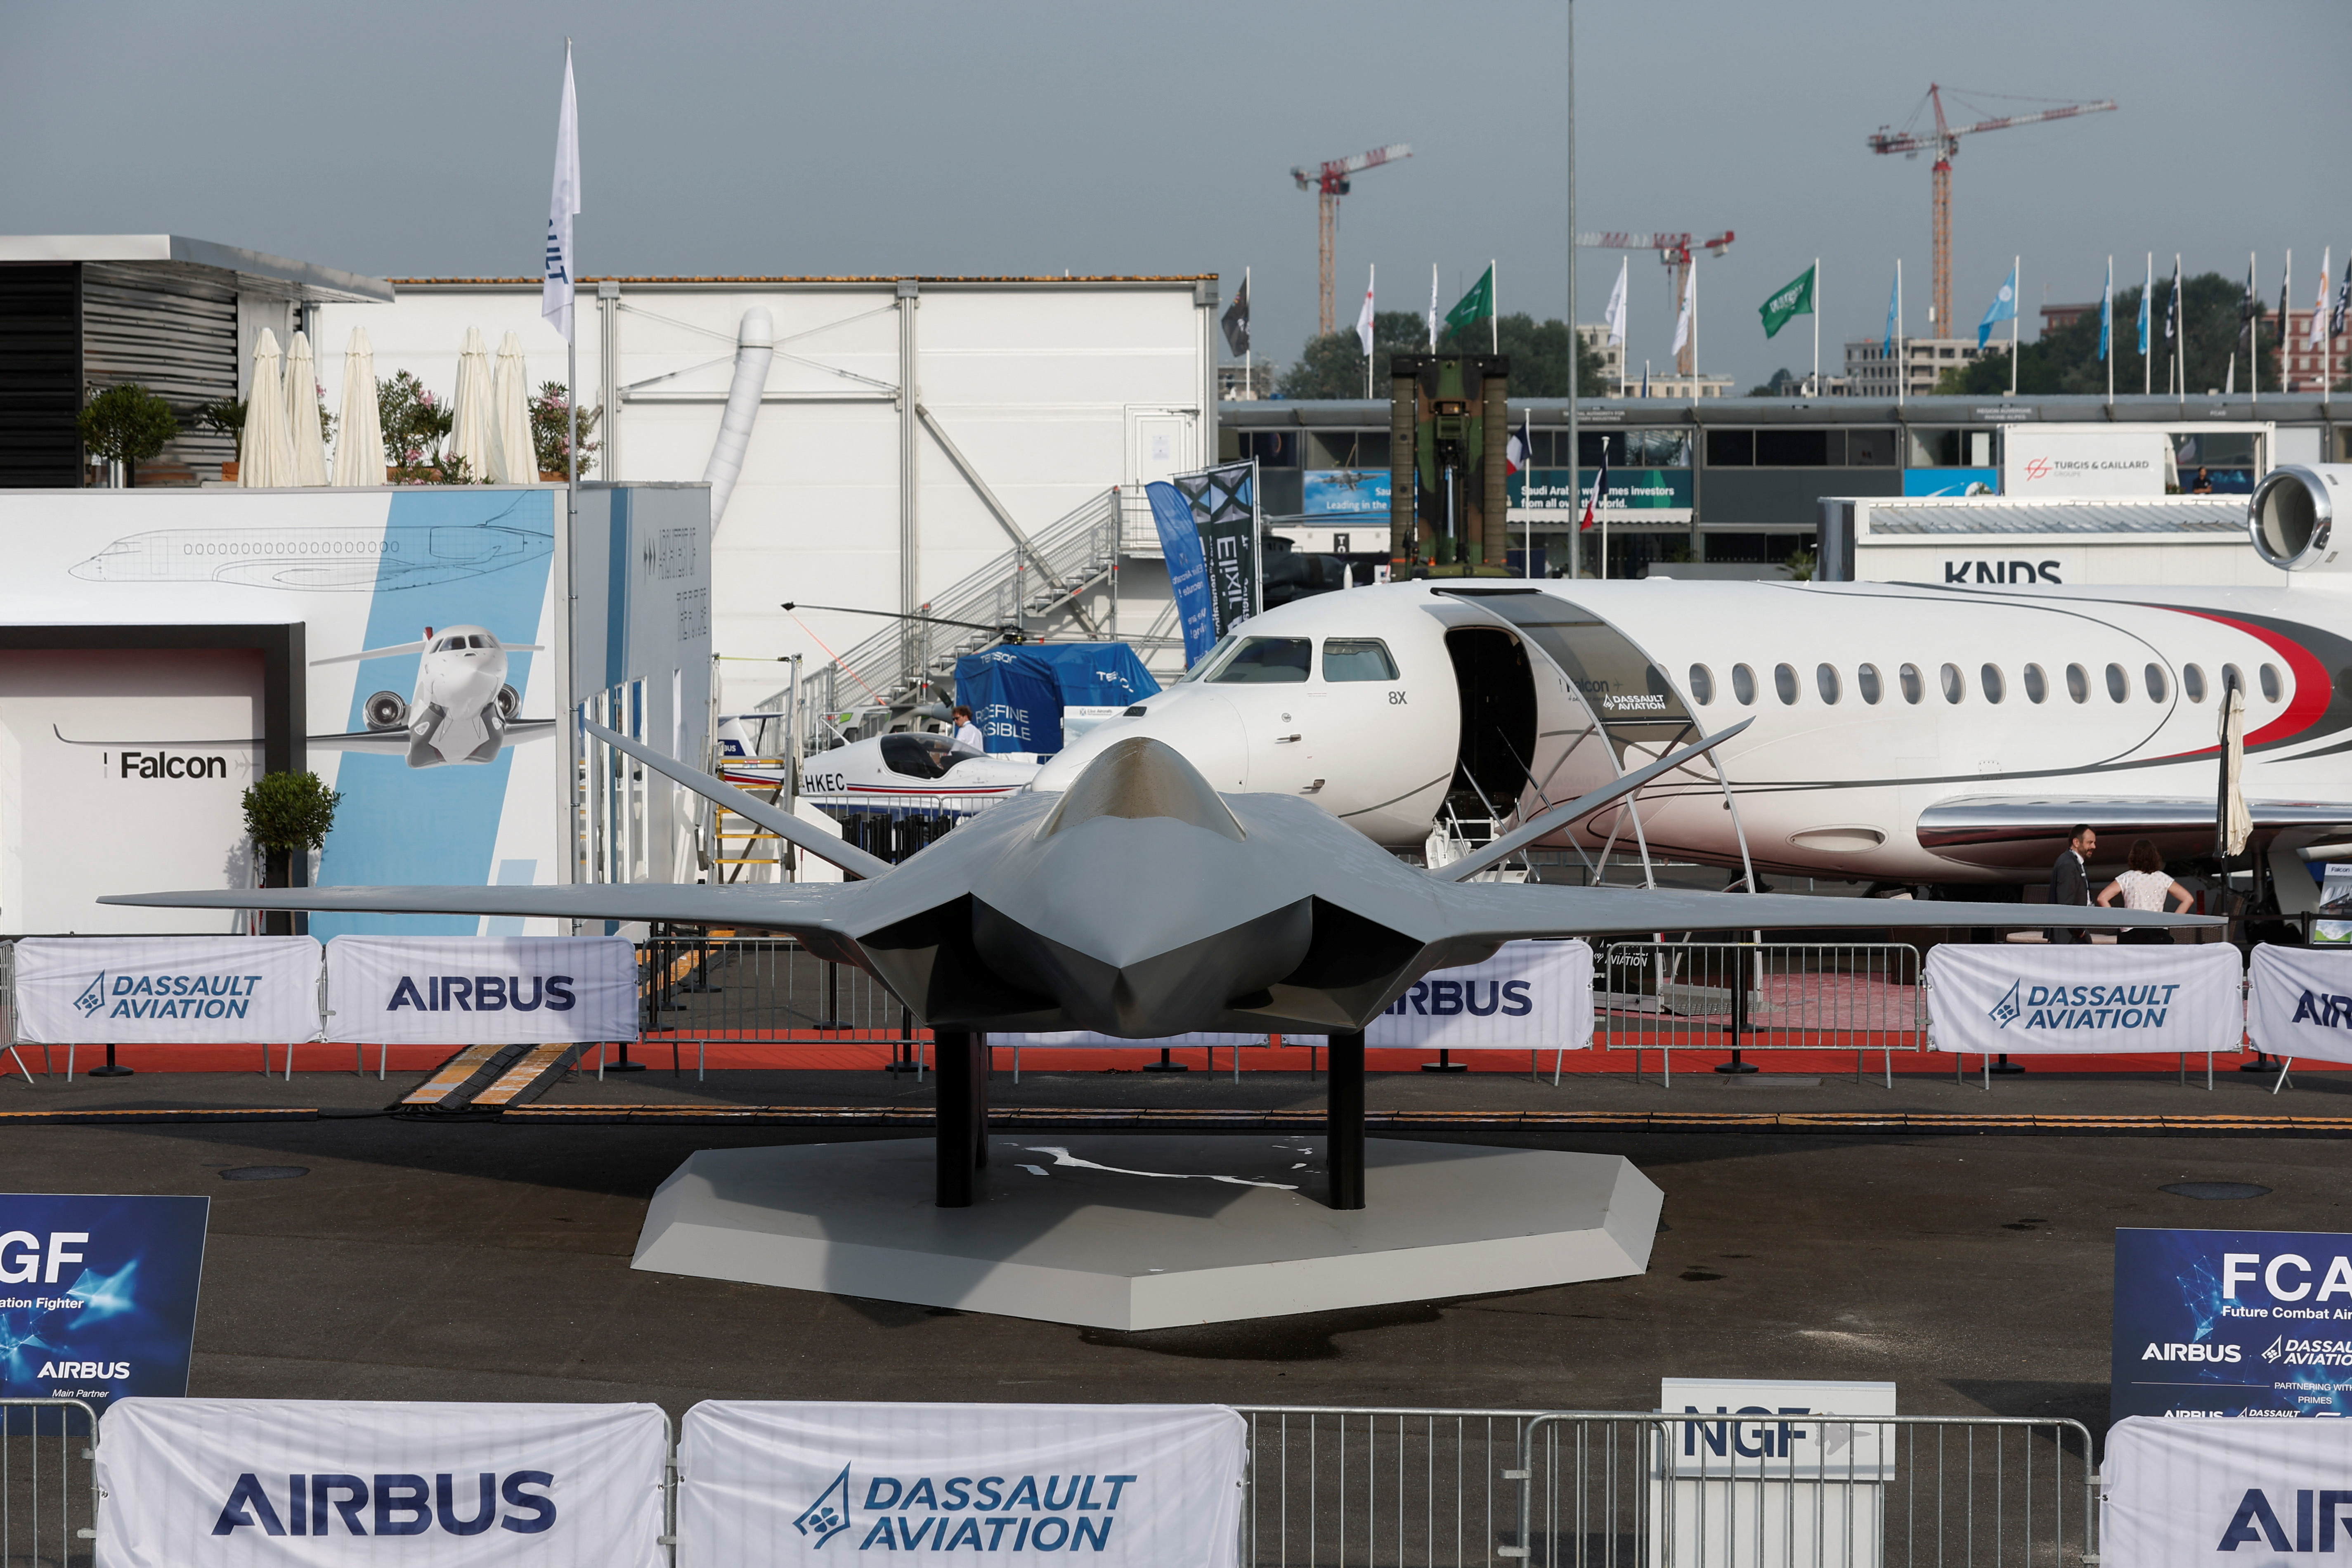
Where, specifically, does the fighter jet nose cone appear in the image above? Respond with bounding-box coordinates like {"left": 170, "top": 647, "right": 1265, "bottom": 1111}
{"left": 1035, "top": 736, "right": 1245, "bottom": 844}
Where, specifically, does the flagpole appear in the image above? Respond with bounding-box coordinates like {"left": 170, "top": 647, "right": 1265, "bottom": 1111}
{"left": 1243, "top": 265, "right": 1252, "bottom": 398}
{"left": 1490, "top": 258, "right": 1498, "bottom": 354}
{"left": 552, "top": 38, "right": 580, "bottom": 898}
{"left": 1563, "top": 0, "right": 1579, "bottom": 581}
{"left": 2250, "top": 251, "right": 2260, "bottom": 408}
{"left": 2283, "top": 250, "right": 2291, "bottom": 395}
{"left": 1811, "top": 257, "right": 1820, "bottom": 396}
{"left": 2176, "top": 254, "right": 2185, "bottom": 412}
{"left": 2105, "top": 255, "right": 2113, "bottom": 408}
{"left": 2010, "top": 255, "right": 2020, "bottom": 397}
{"left": 1896, "top": 259, "right": 1905, "bottom": 407}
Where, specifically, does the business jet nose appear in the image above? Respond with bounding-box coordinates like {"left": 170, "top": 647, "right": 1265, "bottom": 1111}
{"left": 972, "top": 737, "right": 1310, "bottom": 1036}
{"left": 1030, "top": 689, "right": 1249, "bottom": 794}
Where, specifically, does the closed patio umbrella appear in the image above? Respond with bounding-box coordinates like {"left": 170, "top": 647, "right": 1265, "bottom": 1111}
{"left": 448, "top": 326, "right": 497, "bottom": 480}
{"left": 284, "top": 330, "right": 329, "bottom": 485}
{"left": 238, "top": 329, "right": 294, "bottom": 487}
{"left": 331, "top": 326, "right": 384, "bottom": 485}
{"left": 489, "top": 331, "right": 537, "bottom": 482}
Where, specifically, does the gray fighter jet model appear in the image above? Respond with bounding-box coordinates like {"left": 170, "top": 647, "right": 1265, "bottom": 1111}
{"left": 104, "top": 718, "right": 2209, "bottom": 1209}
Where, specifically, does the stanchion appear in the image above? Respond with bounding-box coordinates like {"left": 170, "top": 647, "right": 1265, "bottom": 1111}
{"left": 884, "top": 1005, "right": 920, "bottom": 1074}
{"left": 604, "top": 1040, "right": 645, "bottom": 1074}
{"left": 1141, "top": 1046, "right": 1188, "bottom": 1073}
{"left": 1420, "top": 1048, "right": 1467, "bottom": 1074}
{"left": 1714, "top": 967, "right": 1757, "bottom": 1074}
{"left": 811, "top": 960, "right": 849, "bottom": 1031}
{"left": 2241, "top": 1050, "right": 2276, "bottom": 1073}
{"left": 1988, "top": 1052, "right": 2025, "bottom": 1075}
{"left": 88, "top": 1043, "right": 133, "bottom": 1078}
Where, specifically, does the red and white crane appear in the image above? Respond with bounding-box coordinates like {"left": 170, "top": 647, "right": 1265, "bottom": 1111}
{"left": 1291, "top": 143, "right": 1412, "bottom": 337}
{"left": 1576, "top": 231, "right": 1736, "bottom": 373}
{"left": 1867, "top": 85, "right": 2117, "bottom": 340}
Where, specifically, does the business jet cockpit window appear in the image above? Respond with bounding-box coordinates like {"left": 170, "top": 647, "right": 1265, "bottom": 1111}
{"left": 880, "top": 733, "right": 986, "bottom": 780}
{"left": 433, "top": 634, "right": 488, "bottom": 653}
{"left": 1208, "top": 637, "right": 1312, "bottom": 683}
{"left": 1322, "top": 639, "right": 1399, "bottom": 682}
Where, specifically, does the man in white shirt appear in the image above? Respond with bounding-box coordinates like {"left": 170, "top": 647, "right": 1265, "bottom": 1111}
{"left": 950, "top": 705, "right": 985, "bottom": 752}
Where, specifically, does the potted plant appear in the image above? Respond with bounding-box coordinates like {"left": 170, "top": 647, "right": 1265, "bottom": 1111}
{"left": 78, "top": 383, "right": 180, "bottom": 487}
{"left": 197, "top": 397, "right": 246, "bottom": 480}
{"left": 241, "top": 771, "right": 341, "bottom": 936}
{"left": 376, "top": 371, "right": 456, "bottom": 481}
{"left": 531, "top": 382, "right": 603, "bottom": 480}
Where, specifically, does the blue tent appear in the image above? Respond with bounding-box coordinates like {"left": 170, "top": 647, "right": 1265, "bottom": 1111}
{"left": 1020, "top": 643, "right": 1162, "bottom": 709}
{"left": 954, "top": 648, "right": 1064, "bottom": 754}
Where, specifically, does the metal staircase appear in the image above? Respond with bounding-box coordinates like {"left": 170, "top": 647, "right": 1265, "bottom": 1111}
{"left": 780, "top": 486, "right": 1125, "bottom": 750}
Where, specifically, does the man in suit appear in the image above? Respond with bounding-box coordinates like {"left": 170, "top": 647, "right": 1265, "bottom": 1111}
{"left": 2048, "top": 824, "right": 2096, "bottom": 943}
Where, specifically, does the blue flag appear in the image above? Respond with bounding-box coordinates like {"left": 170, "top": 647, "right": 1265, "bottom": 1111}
{"left": 1978, "top": 264, "right": 2018, "bottom": 350}
{"left": 1145, "top": 480, "right": 1217, "bottom": 666}
{"left": 2137, "top": 256, "right": 2151, "bottom": 357}
{"left": 1883, "top": 267, "right": 1900, "bottom": 356}
{"left": 2098, "top": 258, "right": 2113, "bottom": 362}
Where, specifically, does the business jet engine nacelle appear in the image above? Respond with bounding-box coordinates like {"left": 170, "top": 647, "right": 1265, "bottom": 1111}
{"left": 2250, "top": 464, "right": 2349, "bottom": 572}
{"left": 363, "top": 691, "right": 409, "bottom": 731}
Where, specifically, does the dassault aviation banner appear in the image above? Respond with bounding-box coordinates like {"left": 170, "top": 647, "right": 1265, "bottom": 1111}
{"left": 324, "top": 937, "right": 638, "bottom": 1044}
{"left": 2248, "top": 942, "right": 2352, "bottom": 1065}
{"left": 2104, "top": 1415, "right": 2352, "bottom": 1566}
{"left": 94, "top": 1398, "right": 669, "bottom": 1568}
{"left": 676, "top": 1401, "right": 1245, "bottom": 1568}
{"left": 1924, "top": 941, "right": 2242, "bottom": 1055}
{"left": 12, "top": 937, "right": 322, "bottom": 1044}
{"left": 990, "top": 940, "right": 1591, "bottom": 1052}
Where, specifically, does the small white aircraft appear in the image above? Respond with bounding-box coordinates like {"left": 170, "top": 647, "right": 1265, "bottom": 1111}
{"left": 1036, "top": 466, "right": 2352, "bottom": 898}
{"left": 313, "top": 624, "right": 554, "bottom": 768}
{"left": 713, "top": 716, "right": 1039, "bottom": 810}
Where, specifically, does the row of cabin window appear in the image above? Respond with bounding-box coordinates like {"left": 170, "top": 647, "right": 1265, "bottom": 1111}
{"left": 1688, "top": 659, "right": 2283, "bottom": 709}
{"left": 1184, "top": 635, "right": 1402, "bottom": 684}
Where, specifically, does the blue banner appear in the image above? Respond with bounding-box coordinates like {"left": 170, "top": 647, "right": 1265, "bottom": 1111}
{"left": 1017, "top": 643, "right": 1161, "bottom": 708}
{"left": 1302, "top": 470, "right": 1390, "bottom": 516}
{"left": 953, "top": 648, "right": 1064, "bottom": 754}
{"left": 2112, "top": 1227, "right": 2352, "bottom": 1422}
{"left": 1144, "top": 481, "right": 1217, "bottom": 667}
{"left": 1, "top": 1194, "right": 208, "bottom": 1412}
{"left": 1903, "top": 468, "right": 1999, "bottom": 498}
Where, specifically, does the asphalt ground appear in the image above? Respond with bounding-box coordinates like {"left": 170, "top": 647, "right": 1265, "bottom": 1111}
{"left": 7, "top": 1064, "right": 2348, "bottom": 1440}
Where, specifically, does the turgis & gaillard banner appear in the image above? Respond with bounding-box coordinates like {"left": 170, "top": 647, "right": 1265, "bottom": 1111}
{"left": 1170, "top": 462, "right": 1260, "bottom": 640}
{"left": 1923, "top": 941, "right": 2242, "bottom": 1055}
{"left": 93, "top": 1399, "right": 669, "bottom": 1568}
{"left": 2248, "top": 943, "right": 2352, "bottom": 1064}
{"left": 2112, "top": 1227, "right": 2352, "bottom": 1422}
{"left": 2103, "top": 1415, "right": 2352, "bottom": 1566}
{"left": 0, "top": 1195, "right": 207, "bottom": 1409}
{"left": 990, "top": 941, "right": 1591, "bottom": 1053}
{"left": 11, "top": 938, "right": 322, "bottom": 1045}
{"left": 324, "top": 937, "right": 638, "bottom": 1044}
{"left": 676, "top": 1401, "right": 1245, "bottom": 1568}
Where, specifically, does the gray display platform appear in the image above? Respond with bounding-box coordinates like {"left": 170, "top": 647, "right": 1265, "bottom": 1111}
{"left": 632, "top": 1135, "right": 1662, "bottom": 1330}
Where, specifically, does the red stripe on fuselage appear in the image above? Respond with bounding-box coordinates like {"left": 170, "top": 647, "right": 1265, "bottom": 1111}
{"left": 2161, "top": 606, "right": 2334, "bottom": 749}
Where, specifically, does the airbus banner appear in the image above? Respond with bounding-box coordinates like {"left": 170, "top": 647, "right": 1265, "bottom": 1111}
{"left": 2113, "top": 1227, "right": 2352, "bottom": 1421}
{"left": 2247, "top": 943, "right": 2352, "bottom": 1065}
{"left": 0, "top": 1194, "right": 207, "bottom": 1409}
{"left": 676, "top": 1400, "right": 1244, "bottom": 1568}
{"left": 2104, "top": 1415, "right": 2352, "bottom": 1566}
{"left": 1923, "top": 942, "right": 2242, "bottom": 1055}
{"left": 991, "top": 940, "right": 1592, "bottom": 1052}
{"left": 12, "top": 937, "right": 323, "bottom": 1045}
{"left": 94, "top": 1398, "right": 669, "bottom": 1568}
{"left": 324, "top": 937, "right": 638, "bottom": 1045}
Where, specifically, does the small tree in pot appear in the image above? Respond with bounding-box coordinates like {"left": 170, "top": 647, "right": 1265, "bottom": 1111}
{"left": 197, "top": 398, "right": 246, "bottom": 480}
{"left": 241, "top": 771, "right": 341, "bottom": 935}
{"left": 78, "top": 383, "right": 180, "bottom": 486}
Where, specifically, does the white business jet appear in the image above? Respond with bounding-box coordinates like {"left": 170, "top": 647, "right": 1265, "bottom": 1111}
{"left": 1036, "top": 466, "right": 2352, "bottom": 894}
{"left": 312, "top": 624, "right": 553, "bottom": 768}
{"left": 712, "top": 716, "right": 1039, "bottom": 809}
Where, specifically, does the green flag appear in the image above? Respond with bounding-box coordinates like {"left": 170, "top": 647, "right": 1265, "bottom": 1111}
{"left": 1759, "top": 264, "right": 1816, "bottom": 339}
{"left": 1444, "top": 265, "right": 1494, "bottom": 336}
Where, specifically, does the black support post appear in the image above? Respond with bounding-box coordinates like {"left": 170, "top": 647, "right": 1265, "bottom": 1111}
{"left": 1326, "top": 1029, "right": 1366, "bottom": 1211}
{"left": 973, "top": 1033, "right": 990, "bottom": 1169}
{"left": 935, "top": 1029, "right": 977, "bottom": 1207}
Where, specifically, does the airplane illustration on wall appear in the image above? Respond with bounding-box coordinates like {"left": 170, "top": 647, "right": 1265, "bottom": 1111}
{"left": 312, "top": 624, "right": 553, "bottom": 768}
{"left": 67, "top": 522, "right": 553, "bottom": 592}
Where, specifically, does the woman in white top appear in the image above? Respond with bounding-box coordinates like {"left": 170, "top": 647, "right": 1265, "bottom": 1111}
{"left": 2096, "top": 837, "right": 2195, "bottom": 943}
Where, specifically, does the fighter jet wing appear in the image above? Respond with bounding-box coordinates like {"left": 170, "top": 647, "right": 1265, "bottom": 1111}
{"left": 97, "top": 880, "right": 872, "bottom": 951}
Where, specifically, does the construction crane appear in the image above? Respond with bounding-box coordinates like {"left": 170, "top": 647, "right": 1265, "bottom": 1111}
{"left": 1867, "top": 85, "right": 2117, "bottom": 340}
{"left": 1291, "top": 143, "right": 1412, "bottom": 336}
{"left": 1577, "top": 231, "right": 1736, "bottom": 373}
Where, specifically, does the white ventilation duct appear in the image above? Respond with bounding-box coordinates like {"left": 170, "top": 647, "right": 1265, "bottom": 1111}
{"left": 702, "top": 307, "right": 773, "bottom": 531}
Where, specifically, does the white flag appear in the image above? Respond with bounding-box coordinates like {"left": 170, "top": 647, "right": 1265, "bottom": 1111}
{"left": 1669, "top": 261, "right": 1695, "bottom": 357}
{"left": 2314, "top": 248, "right": 2333, "bottom": 352}
{"left": 542, "top": 43, "right": 581, "bottom": 340}
{"left": 1355, "top": 264, "right": 1376, "bottom": 355}
{"left": 1603, "top": 257, "right": 1628, "bottom": 346}
{"left": 1428, "top": 263, "right": 1438, "bottom": 349}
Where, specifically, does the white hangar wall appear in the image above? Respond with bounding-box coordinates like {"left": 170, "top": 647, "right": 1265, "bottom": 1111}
{"left": 315, "top": 277, "right": 1216, "bottom": 713}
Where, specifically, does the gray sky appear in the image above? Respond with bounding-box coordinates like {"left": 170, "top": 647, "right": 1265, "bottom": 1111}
{"left": 6, "top": 0, "right": 2343, "bottom": 392}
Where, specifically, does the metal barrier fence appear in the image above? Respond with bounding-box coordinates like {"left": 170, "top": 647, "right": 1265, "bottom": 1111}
{"left": 0, "top": 1400, "right": 99, "bottom": 1568}
{"left": 637, "top": 932, "right": 924, "bottom": 1077}
{"left": 1507, "top": 1412, "right": 2095, "bottom": 1568}
{"left": 1597, "top": 944, "right": 1927, "bottom": 1087}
